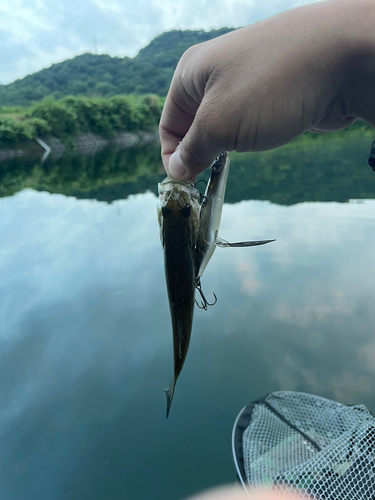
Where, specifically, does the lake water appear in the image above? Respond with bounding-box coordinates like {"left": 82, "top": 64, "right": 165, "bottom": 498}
{"left": 1, "top": 134, "right": 375, "bottom": 500}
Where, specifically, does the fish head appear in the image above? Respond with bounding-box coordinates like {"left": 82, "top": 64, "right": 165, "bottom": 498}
{"left": 157, "top": 177, "right": 200, "bottom": 247}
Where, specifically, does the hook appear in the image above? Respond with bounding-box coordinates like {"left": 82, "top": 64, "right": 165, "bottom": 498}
{"left": 201, "top": 195, "right": 208, "bottom": 207}
{"left": 194, "top": 179, "right": 207, "bottom": 189}
{"left": 194, "top": 179, "right": 208, "bottom": 206}
{"left": 195, "top": 278, "right": 217, "bottom": 310}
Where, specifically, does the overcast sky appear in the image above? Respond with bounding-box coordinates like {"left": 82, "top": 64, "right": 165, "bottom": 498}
{"left": 0, "top": 0, "right": 322, "bottom": 85}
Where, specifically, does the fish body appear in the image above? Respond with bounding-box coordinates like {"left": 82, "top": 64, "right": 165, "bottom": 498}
{"left": 196, "top": 152, "right": 230, "bottom": 279}
{"left": 157, "top": 177, "right": 200, "bottom": 417}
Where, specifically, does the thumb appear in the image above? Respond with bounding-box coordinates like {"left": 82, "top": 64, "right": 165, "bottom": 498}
{"left": 168, "top": 103, "right": 224, "bottom": 180}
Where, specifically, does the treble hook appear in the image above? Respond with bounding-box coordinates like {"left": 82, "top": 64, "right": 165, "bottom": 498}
{"left": 195, "top": 278, "right": 217, "bottom": 310}
{"left": 194, "top": 179, "right": 207, "bottom": 190}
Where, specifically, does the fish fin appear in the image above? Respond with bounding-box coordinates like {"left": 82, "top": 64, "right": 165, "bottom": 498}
{"left": 216, "top": 236, "right": 276, "bottom": 248}
{"left": 164, "top": 377, "right": 176, "bottom": 419}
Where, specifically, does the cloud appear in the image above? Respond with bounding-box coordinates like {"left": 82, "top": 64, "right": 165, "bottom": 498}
{"left": 0, "top": 0, "right": 321, "bottom": 84}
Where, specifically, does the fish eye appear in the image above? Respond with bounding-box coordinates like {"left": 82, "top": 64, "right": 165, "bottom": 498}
{"left": 162, "top": 206, "right": 170, "bottom": 216}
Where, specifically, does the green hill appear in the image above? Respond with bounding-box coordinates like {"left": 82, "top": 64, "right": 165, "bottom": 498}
{"left": 0, "top": 28, "right": 235, "bottom": 107}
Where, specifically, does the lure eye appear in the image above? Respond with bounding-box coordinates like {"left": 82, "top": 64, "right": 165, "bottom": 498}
{"left": 211, "top": 152, "right": 225, "bottom": 173}
{"left": 162, "top": 206, "right": 170, "bottom": 217}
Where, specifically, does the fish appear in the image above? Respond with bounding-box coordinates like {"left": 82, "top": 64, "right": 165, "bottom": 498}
{"left": 157, "top": 177, "right": 200, "bottom": 418}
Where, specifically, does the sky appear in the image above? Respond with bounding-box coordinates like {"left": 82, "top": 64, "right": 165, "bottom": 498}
{"left": 0, "top": 0, "right": 322, "bottom": 85}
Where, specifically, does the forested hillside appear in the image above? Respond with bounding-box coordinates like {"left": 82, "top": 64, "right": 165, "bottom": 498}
{"left": 0, "top": 28, "right": 234, "bottom": 106}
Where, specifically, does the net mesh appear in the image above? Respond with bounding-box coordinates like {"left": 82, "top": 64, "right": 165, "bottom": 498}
{"left": 240, "top": 391, "right": 375, "bottom": 498}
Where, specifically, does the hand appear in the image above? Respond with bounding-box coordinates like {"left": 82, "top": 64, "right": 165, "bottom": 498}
{"left": 160, "top": 0, "right": 375, "bottom": 180}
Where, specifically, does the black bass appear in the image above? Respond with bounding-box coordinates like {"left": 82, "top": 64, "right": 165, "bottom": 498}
{"left": 157, "top": 177, "right": 200, "bottom": 418}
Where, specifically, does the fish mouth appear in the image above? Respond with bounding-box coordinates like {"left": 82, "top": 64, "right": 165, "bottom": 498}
{"left": 158, "top": 178, "right": 199, "bottom": 204}
{"left": 159, "top": 176, "right": 195, "bottom": 188}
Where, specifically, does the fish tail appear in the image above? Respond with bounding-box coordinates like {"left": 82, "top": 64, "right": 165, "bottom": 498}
{"left": 164, "top": 377, "right": 176, "bottom": 419}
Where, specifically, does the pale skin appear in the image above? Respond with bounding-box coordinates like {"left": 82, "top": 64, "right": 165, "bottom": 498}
{"left": 160, "top": 0, "right": 375, "bottom": 181}
{"left": 184, "top": 485, "right": 300, "bottom": 500}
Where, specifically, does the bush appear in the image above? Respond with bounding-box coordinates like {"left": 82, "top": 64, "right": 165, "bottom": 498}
{"left": 27, "top": 98, "right": 79, "bottom": 136}
{"left": 24, "top": 117, "right": 51, "bottom": 136}
{"left": 0, "top": 118, "right": 35, "bottom": 145}
{"left": 0, "top": 94, "right": 165, "bottom": 145}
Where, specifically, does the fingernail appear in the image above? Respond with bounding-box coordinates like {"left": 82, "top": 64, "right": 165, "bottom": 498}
{"left": 168, "top": 150, "right": 187, "bottom": 179}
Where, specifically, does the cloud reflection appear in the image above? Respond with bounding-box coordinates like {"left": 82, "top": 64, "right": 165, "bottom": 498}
{"left": 0, "top": 190, "right": 375, "bottom": 499}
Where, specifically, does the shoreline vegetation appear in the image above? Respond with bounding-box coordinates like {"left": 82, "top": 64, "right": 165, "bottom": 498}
{"left": 0, "top": 94, "right": 164, "bottom": 157}
{"left": 0, "top": 93, "right": 373, "bottom": 159}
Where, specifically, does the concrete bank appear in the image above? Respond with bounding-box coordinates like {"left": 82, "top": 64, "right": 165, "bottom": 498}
{"left": 0, "top": 131, "right": 159, "bottom": 161}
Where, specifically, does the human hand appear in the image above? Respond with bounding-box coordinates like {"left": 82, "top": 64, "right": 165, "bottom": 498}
{"left": 184, "top": 485, "right": 300, "bottom": 500}
{"left": 160, "top": 0, "right": 375, "bottom": 180}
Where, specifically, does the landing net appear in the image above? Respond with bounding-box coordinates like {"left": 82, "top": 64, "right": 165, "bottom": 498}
{"left": 232, "top": 391, "right": 375, "bottom": 499}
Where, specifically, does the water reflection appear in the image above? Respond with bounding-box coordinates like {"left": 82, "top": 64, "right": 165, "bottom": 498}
{"left": 1, "top": 133, "right": 375, "bottom": 204}
{"left": 0, "top": 142, "right": 164, "bottom": 201}
{"left": 0, "top": 136, "right": 375, "bottom": 500}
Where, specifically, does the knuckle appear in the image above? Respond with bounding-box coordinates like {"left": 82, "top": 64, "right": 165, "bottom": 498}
{"left": 176, "top": 45, "right": 201, "bottom": 76}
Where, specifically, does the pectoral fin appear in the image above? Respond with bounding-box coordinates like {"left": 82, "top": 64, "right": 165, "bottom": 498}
{"left": 216, "top": 236, "right": 276, "bottom": 248}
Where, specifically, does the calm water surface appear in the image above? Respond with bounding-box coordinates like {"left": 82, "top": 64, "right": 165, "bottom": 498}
{"left": 1, "top": 135, "right": 375, "bottom": 499}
